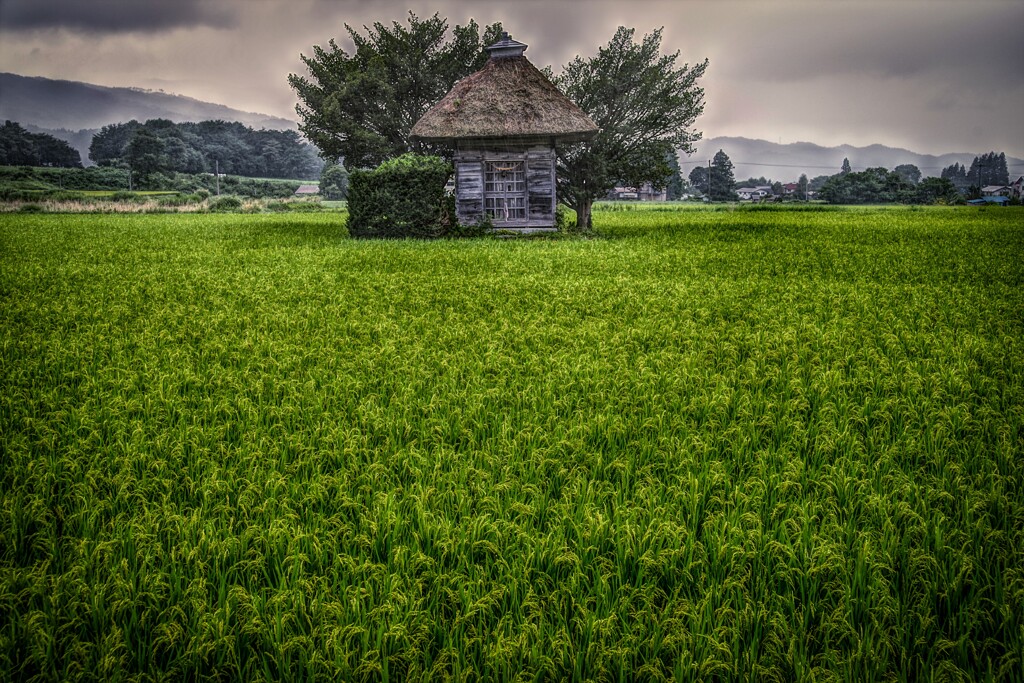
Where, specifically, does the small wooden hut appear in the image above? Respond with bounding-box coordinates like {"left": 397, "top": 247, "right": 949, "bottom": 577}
{"left": 410, "top": 33, "right": 598, "bottom": 231}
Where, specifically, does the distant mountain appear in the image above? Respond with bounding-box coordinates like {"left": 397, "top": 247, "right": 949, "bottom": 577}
{"left": 689, "top": 136, "right": 1024, "bottom": 184}
{"left": 0, "top": 72, "right": 296, "bottom": 131}
{"left": 1, "top": 72, "right": 298, "bottom": 166}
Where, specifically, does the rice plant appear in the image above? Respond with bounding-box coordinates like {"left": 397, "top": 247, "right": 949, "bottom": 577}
{"left": 1, "top": 207, "right": 1022, "bottom": 681}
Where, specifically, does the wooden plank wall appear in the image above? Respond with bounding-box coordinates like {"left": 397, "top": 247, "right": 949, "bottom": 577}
{"left": 526, "top": 147, "right": 555, "bottom": 225}
{"left": 455, "top": 141, "right": 557, "bottom": 228}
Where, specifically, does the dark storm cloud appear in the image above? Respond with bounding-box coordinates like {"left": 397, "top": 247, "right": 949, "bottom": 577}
{"left": 0, "top": 0, "right": 239, "bottom": 34}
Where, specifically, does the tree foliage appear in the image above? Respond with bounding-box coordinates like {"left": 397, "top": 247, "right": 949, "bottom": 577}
{"left": 0, "top": 120, "right": 82, "bottom": 168}
{"left": 819, "top": 167, "right": 913, "bottom": 204}
{"left": 966, "top": 152, "right": 1009, "bottom": 187}
{"left": 289, "top": 13, "right": 502, "bottom": 169}
{"left": 553, "top": 27, "right": 707, "bottom": 228}
{"left": 798, "top": 174, "right": 809, "bottom": 200}
{"left": 320, "top": 162, "right": 349, "bottom": 200}
{"left": 125, "top": 128, "right": 167, "bottom": 181}
{"left": 914, "top": 177, "right": 961, "bottom": 204}
{"left": 665, "top": 150, "right": 685, "bottom": 200}
{"left": 841, "top": 157, "right": 852, "bottom": 175}
{"left": 688, "top": 165, "right": 709, "bottom": 195}
{"left": 90, "top": 120, "right": 323, "bottom": 179}
{"left": 893, "top": 164, "right": 921, "bottom": 185}
{"left": 709, "top": 149, "right": 737, "bottom": 201}
{"left": 940, "top": 162, "right": 970, "bottom": 193}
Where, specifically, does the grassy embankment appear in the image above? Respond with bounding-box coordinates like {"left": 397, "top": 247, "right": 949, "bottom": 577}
{"left": 2, "top": 206, "right": 1022, "bottom": 680}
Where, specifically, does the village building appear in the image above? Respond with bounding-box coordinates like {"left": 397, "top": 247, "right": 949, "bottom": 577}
{"left": 982, "top": 185, "right": 1011, "bottom": 197}
{"left": 1011, "top": 176, "right": 1024, "bottom": 200}
{"left": 608, "top": 182, "right": 667, "bottom": 201}
{"left": 410, "top": 33, "right": 598, "bottom": 231}
{"left": 736, "top": 187, "right": 771, "bottom": 201}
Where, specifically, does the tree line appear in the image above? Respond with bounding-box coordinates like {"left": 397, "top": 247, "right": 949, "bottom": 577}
{"left": 819, "top": 153, "right": 1012, "bottom": 204}
{"left": 0, "top": 121, "right": 83, "bottom": 168}
{"left": 686, "top": 150, "right": 1014, "bottom": 204}
{"left": 89, "top": 119, "right": 324, "bottom": 181}
{"left": 940, "top": 152, "right": 1010, "bottom": 195}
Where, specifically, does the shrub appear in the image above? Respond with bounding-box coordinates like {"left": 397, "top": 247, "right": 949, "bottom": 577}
{"left": 208, "top": 195, "right": 243, "bottom": 212}
{"left": 346, "top": 154, "right": 452, "bottom": 238}
{"left": 110, "top": 191, "right": 141, "bottom": 202}
{"left": 18, "top": 203, "right": 44, "bottom": 213}
{"left": 555, "top": 204, "right": 578, "bottom": 232}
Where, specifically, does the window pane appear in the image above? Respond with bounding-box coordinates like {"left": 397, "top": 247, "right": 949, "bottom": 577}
{"left": 484, "top": 161, "right": 527, "bottom": 221}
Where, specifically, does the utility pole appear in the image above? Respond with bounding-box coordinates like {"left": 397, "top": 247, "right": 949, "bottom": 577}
{"left": 215, "top": 159, "right": 220, "bottom": 196}
{"left": 708, "top": 160, "right": 712, "bottom": 200}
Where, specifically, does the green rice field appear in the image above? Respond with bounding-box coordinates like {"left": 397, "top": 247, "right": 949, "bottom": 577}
{"left": 2, "top": 206, "right": 1022, "bottom": 681}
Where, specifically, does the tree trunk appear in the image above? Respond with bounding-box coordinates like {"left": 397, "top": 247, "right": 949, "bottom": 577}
{"left": 577, "top": 197, "right": 593, "bottom": 231}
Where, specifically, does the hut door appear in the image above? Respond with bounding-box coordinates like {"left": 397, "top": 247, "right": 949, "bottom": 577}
{"left": 484, "top": 161, "right": 526, "bottom": 222}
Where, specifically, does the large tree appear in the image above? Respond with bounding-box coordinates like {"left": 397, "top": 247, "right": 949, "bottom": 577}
{"left": 709, "top": 149, "right": 737, "bottom": 201}
{"left": 124, "top": 128, "right": 167, "bottom": 182}
{"left": 940, "top": 162, "right": 970, "bottom": 193}
{"left": 665, "top": 150, "right": 685, "bottom": 200}
{"left": 553, "top": 27, "right": 707, "bottom": 229}
{"left": 894, "top": 163, "right": 921, "bottom": 185}
{"left": 289, "top": 13, "right": 502, "bottom": 169}
{"left": 689, "top": 165, "right": 710, "bottom": 196}
{"left": 797, "top": 173, "right": 809, "bottom": 200}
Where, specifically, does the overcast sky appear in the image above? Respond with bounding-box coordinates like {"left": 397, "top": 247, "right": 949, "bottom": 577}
{"left": 1, "top": 0, "right": 1021, "bottom": 157}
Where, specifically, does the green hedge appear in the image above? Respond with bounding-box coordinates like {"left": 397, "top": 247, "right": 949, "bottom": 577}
{"left": 346, "top": 154, "right": 452, "bottom": 238}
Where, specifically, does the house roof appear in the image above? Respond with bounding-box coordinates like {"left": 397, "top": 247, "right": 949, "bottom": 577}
{"left": 295, "top": 184, "right": 319, "bottom": 194}
{"left": 410, "top": 37, "right": 598, "bottom": 143}
{"left": 982, "top": 185, "right": 1008, "bottom": 192}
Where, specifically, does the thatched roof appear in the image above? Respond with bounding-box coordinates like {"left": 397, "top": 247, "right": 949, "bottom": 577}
{"left": 410, "top": 53, "right": 598, "bottom": 143}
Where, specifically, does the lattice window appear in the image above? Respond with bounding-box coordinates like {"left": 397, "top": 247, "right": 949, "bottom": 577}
{"left": 484, "top": 161, "right": 526, "bottom": 221}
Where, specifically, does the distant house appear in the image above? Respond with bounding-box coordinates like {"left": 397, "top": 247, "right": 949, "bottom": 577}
{"left": 608, "top": 182, "right": 667, "bottom": 201}
{"left": 294, "top": 184, "right": 319, "bottom": 195}
{"left": 967, "top": 196, "right": 1010, "bottom": 206}
{"left": 782, "top": 182, "right": 799, "bottom": 196}
{"left": 736, "top": 187, "right": 770, "bottom": 201}
{"left": 1010, "top": 176, "right": 1023, "bottom": 199}
{"left": 981, "top": 185, "right": 1010, "bottom": 197}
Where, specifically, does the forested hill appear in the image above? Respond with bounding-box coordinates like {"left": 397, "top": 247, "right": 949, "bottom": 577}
{"left": 88, "top": 120, "right": 323, "bottom": 180}
{"left": 0, "top": 72, "right": 295, "bottom": 132}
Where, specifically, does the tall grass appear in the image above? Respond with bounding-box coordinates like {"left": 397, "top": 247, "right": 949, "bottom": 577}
{"left": 1, "top": 207, "right": 1022, "bottom": 681}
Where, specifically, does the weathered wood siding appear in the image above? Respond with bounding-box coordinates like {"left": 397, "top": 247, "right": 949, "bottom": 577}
{"left": 526, "top": 147, "right": 556, "bottom": 225}
{"left": 454, "top": 153, "right": 484, "bottom": 223}
{"left": 454, "top": 141, "right": 557, "bottom": 229}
